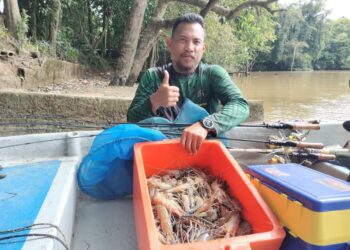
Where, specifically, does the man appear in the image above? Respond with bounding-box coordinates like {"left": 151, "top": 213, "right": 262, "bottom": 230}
{"left": 127, "top": 13, "right": 249, "bottom": 154}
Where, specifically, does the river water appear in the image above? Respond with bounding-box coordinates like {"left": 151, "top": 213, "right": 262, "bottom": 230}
{"left": 233, "top": 71, "right": 350, "bottom": 122}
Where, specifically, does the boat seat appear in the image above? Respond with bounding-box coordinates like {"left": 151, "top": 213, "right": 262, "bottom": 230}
{"left": 0, "top": 157, "right": 78, "bottom": 250}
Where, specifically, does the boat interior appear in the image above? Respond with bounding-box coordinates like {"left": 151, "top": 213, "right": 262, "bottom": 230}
{"left": 0, "top": 122, "right": 349, "bottom": 250}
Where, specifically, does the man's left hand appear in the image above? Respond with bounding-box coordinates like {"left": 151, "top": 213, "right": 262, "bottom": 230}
{"left": 180, "top": 122, "right": 208, "bottom": 154}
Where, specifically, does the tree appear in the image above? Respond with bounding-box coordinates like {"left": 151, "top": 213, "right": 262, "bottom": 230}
{"left": 288, "top": 40, "right": 309, "bottom": 71}
{"left": 3, "top": 0, "right": 21, "bottom": 37}
{"left": 49, "top": 0, "right": 61, "bottom": 56}
{"left": 110, "top": 0, "right": 148, "bottom": 86}
{"left": 111, "top": 0, "right": 281, "bottom": 86}
{"left": 29, "top": 0, "right": 38, "bottom": 41}
{"left": 234, "top": 8, "right": 277, "bottom": 72}
{"left": 316, "top": 18, "right": 350, "bottom": 69}
{"left": 300, "top": 0, "right": 328, "bottom": 67}
{"left": 262, "top": 0, "right": 329, "bottom": 70}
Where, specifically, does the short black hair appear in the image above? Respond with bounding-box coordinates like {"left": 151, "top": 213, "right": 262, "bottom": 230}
{"left": 171, "top": 13, "right": 205, "bottom": 37}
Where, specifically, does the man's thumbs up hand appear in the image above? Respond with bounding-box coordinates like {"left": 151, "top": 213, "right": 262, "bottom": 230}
{"left": 161, "top": 70, "right": 170, "bottom": 86}
{"left": 150, "top": 70, "right": 180, "bottom": 113}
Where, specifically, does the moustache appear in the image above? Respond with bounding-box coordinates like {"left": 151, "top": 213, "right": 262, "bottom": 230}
{"left": 180, "top": 53, "right": 195, "bottom": 59}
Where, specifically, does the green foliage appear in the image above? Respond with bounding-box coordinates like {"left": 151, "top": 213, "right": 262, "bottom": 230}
{"left": 54, "top": 27, "right": 79, "bottom": 62}
{"left": 204, "top": 13, "right": 242, "bottom": 70}
{"left": 109, "top": 0, "right": 133, "bottom": 53}
{"left": 234, "top": 8, "right": 277, "bottom": 70}
{"left": 144, "top": 0, "right": 157, "bottom": 26}
{"left": 36, "top": 40, "right": 50, "bottom": 55}
{"left": 270, "top": 7, "right": 302, "bottom": 63}
{"left": 315, "top": 18, "right": 350, "bottom": 69}
{"left": 0, "top": 25, "right": 10, "bottom": 50}
{"left": 0, "top": 25, "right": 9, "bottom": 38}
{"left": 164, "top": 2, "right": 199, "bottom": 19}
{"left": 259, "top": 0, "right": 346, "bottom": 71}
{"left": 11, "top": 0, "right": 347, "bottom": 72}
{"left": 16, "top": 9, "right": 29, "bottom": 48}
{"left": 284, "top": 40, "right": 312, "bottom": 70}
{"left": 79, "top": 52, "right": 110, "bottom": 71}
{"left": 164, "top": 3, "right": 277, "bottom": 72}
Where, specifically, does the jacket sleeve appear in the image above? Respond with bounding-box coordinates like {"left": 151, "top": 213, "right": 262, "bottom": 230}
{"left": 127, "top": 70, "right": 160, "bottom": 122}
{"left": 207, "top": 65, "right": 250, "bottom": 134}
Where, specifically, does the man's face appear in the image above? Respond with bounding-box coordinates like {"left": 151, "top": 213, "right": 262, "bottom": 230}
{"left": 167, "top": 22, "right": 206, "bottom": 74}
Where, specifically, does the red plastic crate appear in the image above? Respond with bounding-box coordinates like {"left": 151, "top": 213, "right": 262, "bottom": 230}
{"left": 133, "top": 139, "right": 285, "bottom": 250}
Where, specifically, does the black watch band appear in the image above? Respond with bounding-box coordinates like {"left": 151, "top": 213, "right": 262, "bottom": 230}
{"left": 200, "top": 117, "right": 216, "bottom": 134}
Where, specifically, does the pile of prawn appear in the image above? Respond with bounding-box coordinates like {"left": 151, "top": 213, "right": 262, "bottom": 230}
{"left": 147, "top": 167, "right": 252, "bottom": 244}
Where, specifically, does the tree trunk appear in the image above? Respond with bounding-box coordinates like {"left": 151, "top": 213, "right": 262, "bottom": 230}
{"left": 3, "top": 0, "right": 21, "bottom": 38}
{"left": 86, "top": 0, "right": 93, "bottom": 46}
{"left": 126, "top": 0, "right": 171, "bottom": 84}
{"left": 291, "top": 45, "right": 297, "bottom": 72}
{"left": 107, "top": 25, "right": 112, "bottom": 59}
{"left": 30, "top": 0, "right": 38, "bottom": 41}
{"left": 49, "top": 0, "right": 60, "bottom": 57}
{"left": 150, "top": 42, "right": 158, "bottom": 68}
{"left": 93, "top": 8, "right": 111, "bottom": 51}
{"left": 126, "top": 24, "right": 164, "bottom": 84}
{"left": 110, "top": 0, "right": 148, "bottom": 86}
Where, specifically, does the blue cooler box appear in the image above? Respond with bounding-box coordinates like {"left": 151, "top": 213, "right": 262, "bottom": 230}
{"left": 245, "top": 163, "right": 350, "bottom": 250}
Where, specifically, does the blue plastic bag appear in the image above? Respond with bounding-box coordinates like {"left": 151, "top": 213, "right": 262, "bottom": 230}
{"left": 139, "top": 99, "right": 229, "bottom": 145}
{"left": 140, "top": 98, "right": 209, "bottom": 125}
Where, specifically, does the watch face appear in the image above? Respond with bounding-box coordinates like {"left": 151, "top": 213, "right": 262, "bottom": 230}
{"left": 203, "top": 118, "right": 214, "bottom": 129}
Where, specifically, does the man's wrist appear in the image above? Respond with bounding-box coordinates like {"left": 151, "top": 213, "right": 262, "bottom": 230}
{"left": 199, "top": 117, "right": 216, "bottom": 135}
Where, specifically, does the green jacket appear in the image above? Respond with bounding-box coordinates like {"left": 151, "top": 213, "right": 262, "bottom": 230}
{"left": 127, "top": 62, "right": 249, "bottom": 134}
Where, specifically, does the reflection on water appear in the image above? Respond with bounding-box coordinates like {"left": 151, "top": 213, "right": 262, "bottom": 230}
{"left": 233, "top": 71, "right": 350, "bottom": 122}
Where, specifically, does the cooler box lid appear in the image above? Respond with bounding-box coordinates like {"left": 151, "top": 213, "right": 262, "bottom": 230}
{"left": 246, "top": 163, "right": 350, "bottom": 212}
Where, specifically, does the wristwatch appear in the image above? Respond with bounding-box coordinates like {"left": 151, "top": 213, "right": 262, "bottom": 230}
{"left": 200, "top": 117, "right": 216, "bottom": 134}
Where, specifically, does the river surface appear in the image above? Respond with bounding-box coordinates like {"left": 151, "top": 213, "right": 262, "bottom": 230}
{"left": 233, "top": 71, "right": 350, "bottom": 122}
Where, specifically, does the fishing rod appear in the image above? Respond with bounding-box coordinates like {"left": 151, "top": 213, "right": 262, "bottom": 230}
{"left": 289, "top": 151, "right": 337, "bottom": 161}
{"left": 0, "top": 121, "right": 322, "bottom": 131}
{"left": 228, "top": 148, "right": 337, "bottom": 161}
{"left": 0, "top": 133, "right": 99, "bottom": 150}
{"left": 229, "top": 147, "right": 350, "bottom": 155}
{"left": 0, "top": 114, "right": 322, "bottom": 130}
{"left": 238, "top": 121, "right": 321, "bottom": 130}
{"left": 120, "top": 121, "right": 321, "bottom": 130}
{"left": 0, "top": 113, "right": 100, "bottom": 124}
{"left": 160, "top": 131, "right": 325, "bottom": 149}
{"left": 0, "top": 128, "right": 324, "bottom": 150}
{"left": 0, "top": 121, "right": 109, "bottom": 129}
{"left": 1, "top": 118, "right": 340, "bottom": 151}
{"left": 219, "top": 137, "right": 324, "bottom": 149}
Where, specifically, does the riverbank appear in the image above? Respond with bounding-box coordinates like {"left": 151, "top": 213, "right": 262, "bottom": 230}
{"left": 0, "top": 72, "right": 264, "bottom": 136}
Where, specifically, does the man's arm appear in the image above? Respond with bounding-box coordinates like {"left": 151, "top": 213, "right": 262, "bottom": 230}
{"left": 127, "top": 69, "right": 180, "bottom": 122}
{"left": 179, "top": 65, "right": 249, "bottom": 154}
{"left": 127, "top": 70, "right": 158, "bottom": 122}
{"left": 207, "top": 65, "right": 249, "bottom": 135}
